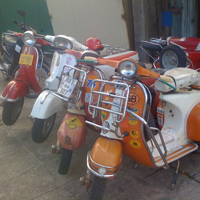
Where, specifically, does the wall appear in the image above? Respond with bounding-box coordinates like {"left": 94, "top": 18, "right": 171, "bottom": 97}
{"left": 46, "top": 0, "right": 130, "bottom": 49}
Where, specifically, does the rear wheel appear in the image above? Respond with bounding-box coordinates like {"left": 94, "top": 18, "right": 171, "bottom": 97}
{"left": 2, "top": 98, "right": 24, "bottom": 126}
{"left": 160, "top": 45, "right": 186, "bottom": 69}
{"left": 58, "top": 148, "right": 73, "bottom": 175}
{"left": 89, "top": 176, "right": 107, "bottom": 200}
{"left": 32, "top": 113, "right": 56, "bottom": 143}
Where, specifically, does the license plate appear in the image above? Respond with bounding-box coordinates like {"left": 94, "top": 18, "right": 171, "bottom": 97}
{"left": 57, "top": 76, "right": 78, "bottom": 98}
{"left": 19, "top": 54, "right": 34, "bottom": 65}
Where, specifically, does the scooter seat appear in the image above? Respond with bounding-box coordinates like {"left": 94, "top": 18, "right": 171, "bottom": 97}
{"left": 155, "top": 68, "right": 199, "bottom": 92}
{"left": 3, "top": 35, "right": 18, "bottom": 47}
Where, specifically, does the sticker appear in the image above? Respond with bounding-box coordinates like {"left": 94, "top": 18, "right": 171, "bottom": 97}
{"left": 102, "top": 111, "right": 107, "bottom": 118}
{"left": 65, "top": 117, "right": 83, "bottom": 129}
{"left": 15, "top": 44, "right": 21, "bottom": 53}
{"left": 128, "top": 93, "right": 140, "bottom": 105}
{"left": 85, "top": 92, "right": 91, "bottom": 103}
{"left": 85, "top": 75, "right": 99, "bottom": 92}
{"left": 130, "top": 130, "right": 139, "bottom": 139}
{"left": 157, "top": 114, "right": 163, "bottom": 126}
{"left": 130, "top": 140, "right": 141, "bottom": 149}
{"left": 129, "top": 108, "right": 138, "bottom": 125}
{"left": 157, "top": 107, "right": 164, "bottom": 114}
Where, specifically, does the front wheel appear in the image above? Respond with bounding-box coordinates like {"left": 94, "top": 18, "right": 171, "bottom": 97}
{"left": 58, "top": 148, "right": 73, "bottom": 175}
{"left": 2, "top": 98, "right": 24, "bottom": 126}
{"left": 32, "top": 113, "right": 56, "bottom": 143}
{"left": 89, "top": 176, "right": 107, "bottom": 200}
{"left": 159, "top": 45, "right": 186, "bottom": 69}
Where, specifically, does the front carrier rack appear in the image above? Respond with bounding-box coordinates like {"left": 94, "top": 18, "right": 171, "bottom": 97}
{"left": 53, "top": 64, "right": 87, "bottom": 103}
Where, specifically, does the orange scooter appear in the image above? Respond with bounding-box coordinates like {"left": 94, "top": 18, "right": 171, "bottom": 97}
{"left": 79, "top": 57, "right": 200, "bottom": 199}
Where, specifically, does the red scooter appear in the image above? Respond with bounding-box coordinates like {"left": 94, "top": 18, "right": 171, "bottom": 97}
{"left": 0, "top": 31, "right": 51, "bottom": 126}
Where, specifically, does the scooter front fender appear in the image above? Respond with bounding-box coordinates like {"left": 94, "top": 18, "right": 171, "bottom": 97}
{"left": 30, "top": 91, "right": 64, "bottom": 119}
{"left": 0, "top": 80, "right": 29, "bottom": 101}
{"left": 87, "top": 137, "right": 123, "bottom": 178}
{"left": 57, "top": 113, "right": 87, "bottom": 150}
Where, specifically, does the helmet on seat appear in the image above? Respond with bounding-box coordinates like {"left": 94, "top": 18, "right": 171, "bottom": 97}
{"left": 85, "top": 37, "right": 103, "bottom": 50}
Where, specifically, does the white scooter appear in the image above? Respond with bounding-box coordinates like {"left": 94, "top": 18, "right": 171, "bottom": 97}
{"left": 30, "top": 35, "right": 139, "bottom": 143}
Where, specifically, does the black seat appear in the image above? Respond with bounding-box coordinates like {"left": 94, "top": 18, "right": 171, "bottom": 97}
{"left": 3, "top": 35, "right": 18, "bottom": 47}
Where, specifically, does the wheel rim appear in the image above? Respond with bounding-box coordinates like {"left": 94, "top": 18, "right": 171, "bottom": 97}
{"left": 11, "top": 99, "right": 23, "bottom": 121}
{"left": 42, "top": 115, "right": 55, "bottom": 137}
{"left": 162, "top": 50, "right": 178, "bottom": 69}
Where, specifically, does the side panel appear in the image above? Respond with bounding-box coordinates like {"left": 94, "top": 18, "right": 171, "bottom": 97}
{"left": 187, "top": 102, "right": 200, "bottom": 141}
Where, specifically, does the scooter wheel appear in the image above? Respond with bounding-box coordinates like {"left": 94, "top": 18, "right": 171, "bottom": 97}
{"left": 2, "top": 98, "right": 24, "bottom": 126}
{"left": 160, "top": 45, "right": 186, "bottom": 69}
{"left": 89, "top": 176, "right": 107, "bottom": 200}
{"left": 32, "top": 113, "right": 56, "bottom": 143}
{"left": 58, "top": 148, "right": 73, "bottom": 175}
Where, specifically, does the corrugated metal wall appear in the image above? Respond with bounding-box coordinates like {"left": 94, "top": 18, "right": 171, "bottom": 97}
{"left": 46, "top": 0, "right": 130, "bottom": 49}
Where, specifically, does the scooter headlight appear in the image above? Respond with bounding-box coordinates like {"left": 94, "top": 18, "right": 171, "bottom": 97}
{"left": 54, "top": 35, "right": 73, "bottom": 49}
{"left": 22, "top": 31, "right": 37, "bottom": 46}
{"left": 118, "top": 60, "right": 138, "bottom": 79}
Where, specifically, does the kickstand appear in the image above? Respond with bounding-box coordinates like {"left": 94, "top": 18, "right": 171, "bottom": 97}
{"left": 171, "top": 160, "right": 180, "bottom": 190}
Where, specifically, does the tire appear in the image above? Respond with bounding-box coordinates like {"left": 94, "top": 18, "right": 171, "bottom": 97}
{"left": 2, "top": 98, "right": 24, "bottom": 126}
{"left": 58, "top": 148, "right": 73, "bottom": 175}
{"left": 32, "top": 113, "right": 56, "bottom": 143}
{"left": 160, "top": 45, "right": 186, "bottom": 69}
{"left": 89, "top": 176, "right": 107, "bottom": 200}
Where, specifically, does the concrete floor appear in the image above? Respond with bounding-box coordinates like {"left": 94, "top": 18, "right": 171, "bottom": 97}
{"left": 0, "top": 72, "right": 200, "bottom": 200}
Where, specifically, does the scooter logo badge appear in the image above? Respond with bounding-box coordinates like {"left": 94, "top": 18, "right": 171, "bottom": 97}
{"left": 65, "top": 117, "right": 83, "bottom": 129}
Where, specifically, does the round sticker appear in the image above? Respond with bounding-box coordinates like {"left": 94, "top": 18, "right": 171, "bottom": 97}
{"left": 130, "top": 140, "right": 141, "bottom": 149}
{"left": 130, "top": 130, "right": 139, "bottom": 139}
{"left": 128, "top": 93, "right": 140, "bottom": 105}
{"left": 84, "top": 75, "right": 99, "bottom": 93}
{"left": 129, "top": 108, "right": 138, "bottom": 125}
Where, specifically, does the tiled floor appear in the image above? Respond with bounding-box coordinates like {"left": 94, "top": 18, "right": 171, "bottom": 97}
{"left": 0, "top": 72, "right": 200, "bottom": 200}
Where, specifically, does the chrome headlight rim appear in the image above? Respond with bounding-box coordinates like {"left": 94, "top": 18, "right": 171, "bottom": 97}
{"left": 118, "top": 59, "right": 138, "bottom": 79}
{"left": 54, "top": 35, "right": 73, "bottom": 49}
{"left": 22, "top": 31, "right": 37, "bottom": 47}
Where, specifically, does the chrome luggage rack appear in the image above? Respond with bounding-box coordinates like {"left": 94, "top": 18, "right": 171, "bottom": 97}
{"left": 52, "top": 64, "right": 87, "bottom": 103}
{"left": 86, "top": 77, "right": 130, "bottom": 131}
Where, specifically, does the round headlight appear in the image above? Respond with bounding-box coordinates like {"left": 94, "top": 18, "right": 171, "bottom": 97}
{"left": 54, "top": 36, "right": 73, "bottom": 49}
{"left": 22, "top": 31, "right": 37, "bottom": 46}
{"left": 118, "top": 60, "right": 138, "bottom": 79}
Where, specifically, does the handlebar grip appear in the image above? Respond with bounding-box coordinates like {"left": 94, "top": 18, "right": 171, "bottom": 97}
{"left": 159, "top": 75, "right": 173, "bottom": 83}
{"left": 12, "top": 20, "right": 18, "bottom": 25}
{"left": 84, "top": 56, "right": 98, "bottom": 61}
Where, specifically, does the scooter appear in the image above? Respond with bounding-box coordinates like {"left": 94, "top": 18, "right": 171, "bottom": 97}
{"left": 80, "top": 57, "right": 200, "bottom": 200}
{"left": 30, "top": 35, "right": 139, "bottom": 144}
{"left": 0, "top": 9, "right": 38, "bottom": 80}
{"left": 140, "top": 36, "right": 200, "bottom": 70}
{"left": 0, "top": 31, "right": 51, "bottom": 126}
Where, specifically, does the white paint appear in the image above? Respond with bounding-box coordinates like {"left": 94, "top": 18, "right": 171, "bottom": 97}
{"left": 46, "top": 0, "right": 130, "bottom": 49}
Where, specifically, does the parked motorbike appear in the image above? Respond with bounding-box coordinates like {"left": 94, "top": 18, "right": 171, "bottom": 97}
{"left": 0, "top": 9, "right": 38, "bottom": 80}
{"left": 140, "top": 37, "right": 194, "bottom": 69}
{"left": 0, "top": 31, "right": 51, "bottom": 126}
{"left": 79, "top": 57, "right": 200, "bottom": 199}
{"left": 30, "top": 35, "right": 139, "bottom": 144}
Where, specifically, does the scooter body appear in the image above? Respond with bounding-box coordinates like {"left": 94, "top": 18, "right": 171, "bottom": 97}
{"left": 83, "top": 59, "right": 200, "bottom": 199}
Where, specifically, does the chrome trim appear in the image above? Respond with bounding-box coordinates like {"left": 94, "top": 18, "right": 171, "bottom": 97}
{"left": 53, "top": 64, "right": 87, "bottom": 103}
{"left": 86, "top": 151, "right": 123, "bottom": 178}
